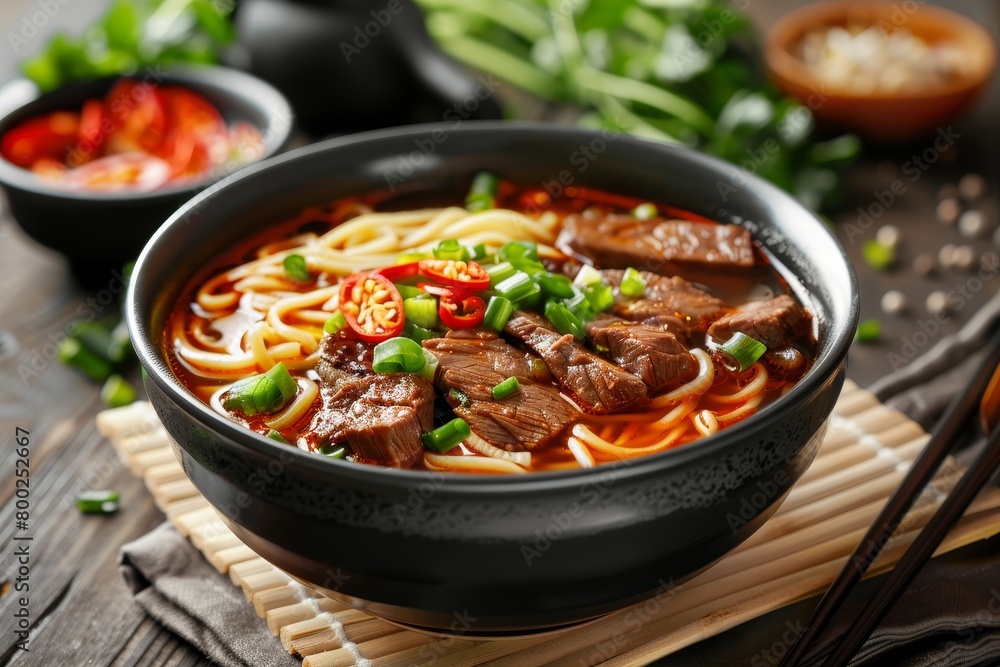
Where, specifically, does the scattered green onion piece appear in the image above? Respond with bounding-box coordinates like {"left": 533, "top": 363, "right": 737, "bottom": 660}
{"left": 266, "top": 429, "right": 289, "bottom": 443}
{"left": 544, "top": 300, "right": 586, "bottom": 340}
{"left": 323, "top": 311, "right": 347, "bottom": 334}
{"left": 421, "top": 417, "right": 471, "bottom": 453}
{"left": 484, "top": 295, "right": 514, "bottom": 331}
{"left": 620, "top": 267, "right": 647, "bottom": 297}
{"left": 100, "top": 374, "right": 136, "bottom": 407}
{"left": 283, "top": 254, "right": 311, "bottom": 281}
{"left": 487, "top": 261, "right": 517, "bottom": 286}
{"left": 107, "top": 319, "right": 133, "bottom": 364}
{"left": 395, "top": 284, "right": 423, "bottom": 300}
{"left": 498, "top": 240, "right": 539, "bottom": 263}
{"left": 223, "top": 362, "right": 298, "bottom": 416}
{"left": 418, "top": 349, "right": 439, "bottom": 381}
{"left": 465, "top": 172, "right": 499, "bottom": 211}
{"left": 565, "top": 292, "right": 595, "bottom": 322}
{"left": 862, "top": 240, "right": 894, "bottom": 271}
{"left": 467, "top": 243, "right": 489, "bottom": 260}
{"left": 720, "top": 332, "right": 767, "bottom": 371}
{"left": 533, "top": 271, "right": 575, "bottom": 300}
{"left": 69, "top": 320, "right": 115, "bottom": 363}
{"left": 433, "top": 239, "right": 470, "bottom": 261}
{"left": 319, "top": 445, "right": 347, "bottom": 459}
{"left": 372, "top": 337, "right": 426, "bottom": 374}
{"left": 584, "top": 282, "right": 615, "bottom": 312}
{"left": 397, "top": 250, "right": 431, "bottom": 263}
{"left": 519, "top": 286, "right": 543, "bottom": 310}
{"left": 494, "top": 271, "right": 540, "bottom": 303}
{"left": 856, "top": 319, "right": 882, "bottom": 342}
{"left": 404, "top": 296, "right": 439, "bottom": 329}
{"left": 448, "top": 387, "right": 472, "bottom": 408}
{"left": 632, "top": 202, "right": 658, "bottom": 220}
{"left": 404, "top": 320, "right": 438, "bottom": 344}
{"left": 572, "top": 264, "right": 603, "bottom": 288}
{"left": 491, "top": 376, "right": 520, "bottom": 400}
{"left": 58, "top": 337, "right": 114, "bottom": 382}
{"left": 76, "top": 489, "right": 119, "bottom": 514}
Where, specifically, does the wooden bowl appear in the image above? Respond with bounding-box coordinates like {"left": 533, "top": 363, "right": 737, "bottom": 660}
{"left": 766, "top": 1, "right": 996, "bottom": 143}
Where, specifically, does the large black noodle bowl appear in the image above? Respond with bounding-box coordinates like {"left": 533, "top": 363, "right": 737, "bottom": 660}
{"left": 128, "top": 123, "right": 859, "bottom": 634}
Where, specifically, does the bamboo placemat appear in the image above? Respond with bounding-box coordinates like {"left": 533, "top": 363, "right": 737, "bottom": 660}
{"left": 96, "top": 379, "right": 1000, "bottom": 667}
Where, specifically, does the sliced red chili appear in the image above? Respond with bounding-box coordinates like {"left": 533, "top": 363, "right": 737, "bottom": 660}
{"left": 439, "top": 291, "right": 486, "bottom": 329}
{"left": 75, "top": 99, "right": 106, "bottom": 165}
{"left": 339, "top": 273, "right": 405, "bottom": 343}
{"left": 105, "top": 79, "right": 168, "bottom": 154}
{"left": 418, "top": 259, "right": 490, "bottom": 291}
{"left": 0, "top": 111, "right": 79, "bottom": 167}
{"left": 374, "top": 262, "right": 420, "bottom": 282}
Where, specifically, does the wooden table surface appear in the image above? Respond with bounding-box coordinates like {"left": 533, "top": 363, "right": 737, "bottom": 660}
{"left": 1, "top": 1, "right": 999, "bottom": 665}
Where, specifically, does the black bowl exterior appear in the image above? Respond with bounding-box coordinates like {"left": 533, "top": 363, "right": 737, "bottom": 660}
{"left": 129, "top": 123, "right": 858, "bottom": 631}
{"left": 0, "top": 68, "right": 292, "bottom": 275}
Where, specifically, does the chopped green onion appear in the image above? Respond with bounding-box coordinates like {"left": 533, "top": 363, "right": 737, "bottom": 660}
{"left": 494, "top": 271, "right": 540, "bottom": 303}
{"left": 404, "top": 320, "right": 438, "bottom": 343}
{"left": 584, "top": 282, "right": 615, "bottom": 312}
{"left": 223, "top": 362, "right": 298, "bottom": 416}
{"left": 491, "top": 376, "right": 520, "bottom": 400}
{"left": 283, "top": 254, "right": 311, "bottom": 281}
{"left": 484, "top": 295, "right": 514, "bottom": 331}
{"left": 466, "top": 172, "right": 499, "bottom": 211}
{"left": 620, "top": 267, "right": 647, "bottom": 297}
{"left": 862, "top": 240, "right": 895, "bottom": 271}
{"left": 404, "top": 296, "right": 439, "bottom": 329}
{"left": 100, "top": 374, "right": 136, "bottom": 407}
{"left": 720, "top": 332, "right": 767, "bottom": 371}
{"left": 422, "top": 417, "right": 471, "bottom": 453}
{"left": 519, "top": 286, "right": 543, "bottom": 310}
{"left": 572, "top": 264, "right": 603, "bottom": 288}
{"left": 76, "top": 489, "right": 119, "bottom": 514}
{"left": 397, "top": 250, "right": 431, "bottom": 263}
{"left": 433, "top": 239, "right": 471, "bottom": 261}
{"left": 69, "top": 320, "right": 115, "bottom": 363}
{"left": 487, "top": 261, "right": 518, "bottom": 286}
{"left": 544, "top": 300, "right": 586, "bottom": 340}
{"left": 107, "top": 319, "right": 133, "bottom": 364}
{"left": 565, "top": 292, "right": 595, "bottom": 322}
{"left": 418, "top": 349, "right": 439, "bottom": 381}
{"left": 632, "top": 202, "right": 658, "bottom": 220}
{"left": 448, "top": 387, "right": 472, "bottom": 408}
{"left": 58, "top": 337, "right": 113, "bottom": 382}
{"left": 266, "top": 429, "right": 289, "bottom": 443}
{"left": 372, "top": 337, "right": 426, "bottom": 374}
{"left": 395, "top": 284, "right": 423, "bottom": 300}
{"left": 323, "top": 311, "right": 347, "bottom": 334}
{"left": 498, "top": 240, "right": 538, "bottom": 263}
{"left": 319, "top": 445, "right": 347, "bottom": 458}
{"left": 467, "top": 243, "right": 489, "bottom": 260}
{"left": 533, "top": 271, "right": 575, "bottom": 300}
{"left": 856, "top": 319, "right": 882, "bottom": 342}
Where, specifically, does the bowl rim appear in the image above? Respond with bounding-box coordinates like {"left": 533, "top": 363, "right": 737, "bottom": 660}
{"left": 128, "top": 120, "right": 859, "bottom": 494}
{"left": 0, "top": 65, "right": 293, "bottom": 201}
{"left": 765, "top": 0, "right": 997, "bottom": 101}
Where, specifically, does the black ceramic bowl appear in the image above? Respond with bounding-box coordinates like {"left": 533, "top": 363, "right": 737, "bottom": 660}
{"left": 0, "top": 67, "right": 292, "bottom": 280}
{"left": 128, "top": 123, "right": 858, "bottom": 634}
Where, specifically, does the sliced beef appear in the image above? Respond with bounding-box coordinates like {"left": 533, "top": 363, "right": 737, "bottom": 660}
{"left": 602, "top": 269, "right": 727, "bottom": 331}
{"left": 707, "top": 295, "right": 811, "bottom": 350}
{"left": 306, "top": 334, "right": 434, "bottom": 468}
{"left": 504, "top": 312, "right": 648, "bottom": 414}
{"left": 423, "top": 330, "right": 576, "bottom": 452}
{"left": 586, "top": 314, "right": 698, "bottom": 393}
{"left": 556, "top": 213, "right": 755, "bottom": 275}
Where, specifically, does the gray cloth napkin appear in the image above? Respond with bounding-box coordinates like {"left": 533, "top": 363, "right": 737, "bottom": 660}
{"left": 119, "top": 522, "right": 298, "bottom": 667}
{"left": 120, "top": 294, "right": 1000, "bottom": 667}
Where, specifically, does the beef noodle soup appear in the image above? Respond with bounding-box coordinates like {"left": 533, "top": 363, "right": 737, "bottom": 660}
{"left": 165, "top": 176, "right": 816, "bottom": 474}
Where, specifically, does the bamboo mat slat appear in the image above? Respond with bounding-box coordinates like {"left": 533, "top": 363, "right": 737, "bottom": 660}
{"left": 96, "top": 379, "right": 1000, "bottom": 667}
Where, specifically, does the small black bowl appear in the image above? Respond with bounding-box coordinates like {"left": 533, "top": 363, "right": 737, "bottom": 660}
{"left": 128, "top": 123, "right": 859, "bottom": 634}
{"left": 0, "top": 67, "right": 292, "bottom": 280}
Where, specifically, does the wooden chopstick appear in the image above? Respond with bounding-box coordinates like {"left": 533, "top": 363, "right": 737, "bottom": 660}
{"left": 820, "top": 421, "right": 1000, "bottom": 667}
{"left": 778, "top": 326, "right": 1000, "bottom": 667}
